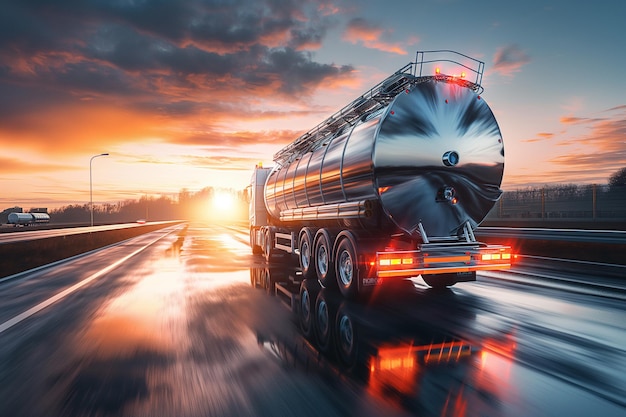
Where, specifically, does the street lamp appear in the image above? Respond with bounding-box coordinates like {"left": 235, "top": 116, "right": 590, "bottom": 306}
{"left": 90, "top": 153, "right": 109, "bottom": 227}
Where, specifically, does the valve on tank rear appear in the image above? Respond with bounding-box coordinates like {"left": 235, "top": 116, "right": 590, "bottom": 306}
{"left": 436, "top": 186, "right": 458, "bottom": 204}
{"left": 442, "top": 151, "right": 459, "bottom": 167}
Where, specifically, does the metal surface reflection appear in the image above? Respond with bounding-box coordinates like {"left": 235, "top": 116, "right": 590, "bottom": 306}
{"left": 264, "top": 77, "right": 503, "bottom": 238}
{"left": 375, "top": 81, "right": 504, "bottom": 236}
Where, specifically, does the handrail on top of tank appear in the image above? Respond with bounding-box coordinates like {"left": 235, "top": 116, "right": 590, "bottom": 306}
{"left": 273, "top": 50, "right": 485, "bottom": 165}
{"left": 415, "top": 50, "right": 485, "bottom": 86}
{"left": 273, "top": 65, "right": 415, "bottom": 164}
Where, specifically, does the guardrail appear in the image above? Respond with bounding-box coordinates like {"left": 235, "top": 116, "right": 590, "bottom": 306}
{"left": 0, "top": 221, "right": 184, "bottom": 279}
{"left": 485, "top": 185, "right": 626, "bottom": 224}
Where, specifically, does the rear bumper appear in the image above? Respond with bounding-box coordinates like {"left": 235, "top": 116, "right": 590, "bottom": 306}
{"left": 376, "top": 245, "right": 511, "bottom": 279}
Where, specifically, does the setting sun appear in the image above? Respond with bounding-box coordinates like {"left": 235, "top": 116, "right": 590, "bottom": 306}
{"left": 211, "top": 191, "right": 235, "bottom": 212}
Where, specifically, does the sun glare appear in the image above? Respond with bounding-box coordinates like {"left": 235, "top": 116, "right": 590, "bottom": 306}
{"left": 212, "top": 191, "right": 235, "bottom": 211}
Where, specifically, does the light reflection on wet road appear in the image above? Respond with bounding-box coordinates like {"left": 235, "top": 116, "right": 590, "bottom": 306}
{"left": 0, "top": 222, "right": 624, "bottom": 417}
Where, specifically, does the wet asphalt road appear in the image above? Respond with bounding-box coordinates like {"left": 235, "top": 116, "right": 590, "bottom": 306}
{"left": 0, "top": 222, "right": 624, "bottom": 417}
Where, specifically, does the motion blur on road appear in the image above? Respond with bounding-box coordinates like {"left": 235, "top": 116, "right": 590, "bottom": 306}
{"left": 0, "top": 223, "right": 624, "bottom": 417}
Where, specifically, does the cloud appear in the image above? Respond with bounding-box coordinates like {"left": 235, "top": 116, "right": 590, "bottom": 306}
{"left": 607, "top": 105, "right": 626, "bottom": 112}
{"left": 176, "top": 128, "right": 302, "bottom": 149}
{"left": 0, "top": 0, "right": 357, "bottom": 162}
{"left": 0, "top": 1, "right": 352, "bottom": 93}
{"left": 492, "top": 45, "right": 530, "bottom": 76}
{"left": 514, "top": 107, "right": 626, "bottom": 186}
{"left": 549, "top": 107, "right": 626, "bottom": 181}
{"left": 559, "top": 116, "right": 604, "bottom": 125}
{"left": 183, "top": 154, "right": 272, "bottom": 171}
{"left": 0, "top": 157, "right": 70, "bottom": 175}
{"left": 342, "top": 18, "right": 408, "bottom": 55}
{"left": 522, "top": 132, "right": 555, "bottom": 143}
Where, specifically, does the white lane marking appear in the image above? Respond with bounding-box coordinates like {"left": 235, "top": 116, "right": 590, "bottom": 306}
{"left": 0, "top": 231, "right": 171, "bottom": 335}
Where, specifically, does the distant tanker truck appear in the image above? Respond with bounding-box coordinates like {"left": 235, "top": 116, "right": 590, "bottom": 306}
{"left": 8, "top": 212, "right": 50, "bottom": 226}
{"left": 249, "top": 50, "right": 511, "bottom": 298}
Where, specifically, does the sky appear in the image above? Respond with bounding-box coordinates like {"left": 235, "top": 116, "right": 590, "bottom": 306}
{"left": 1, "top": 0, "right": 625, "bottom": 210}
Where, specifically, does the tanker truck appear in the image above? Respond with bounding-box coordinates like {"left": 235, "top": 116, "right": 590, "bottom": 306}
{"left": 8, "top": 212, "right": 50, "bottom": 226}
{"left": 249, "top": 50, "right": 511, "bottom": 298}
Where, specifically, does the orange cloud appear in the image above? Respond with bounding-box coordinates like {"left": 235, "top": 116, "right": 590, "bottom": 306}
{"left": 522, "top": 132, "right": 555, "bottom": 143}
{"left": 0, "top": 157, "right": 70, "bottom": 174}
{"left": 0, "top": 103, "right": 166, "bottom": 156}
{"left": 492, "top": 45, "right": 530, "bottom": 76}
{"left": 342, "top": 18, "right": 408, "bottom": 55}
{"left": 318, "top": 3, "right": 341, "bottom": 16}
{"left": 548, "top": 107, "right": 626, "bottom": 180}
{"left": 559, "top": 116, "right": 588, "bottom": 125}
{"left": 511, "top": 107, "right": 626, "bottom": 186}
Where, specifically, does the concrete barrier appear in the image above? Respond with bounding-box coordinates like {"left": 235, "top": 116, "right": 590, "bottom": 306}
{"left": 0, "top": 222, "right": 184, "bottom": 279}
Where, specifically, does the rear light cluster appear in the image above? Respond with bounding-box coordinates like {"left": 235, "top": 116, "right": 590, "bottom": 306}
{"left": 480, "top": 250, "right": 512, "bottom": 262}
{"left": 379, "top": 257, "right": 414, "bottom": 266}
{"left": 377, "top": 252, "right": 417, "bottom": 268}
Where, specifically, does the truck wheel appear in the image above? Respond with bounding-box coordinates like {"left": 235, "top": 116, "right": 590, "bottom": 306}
{"left": 314, "top": 291, "right": 335, "bottom": 353}
{"left": 264, "top": 230, "right": 273, "bottom": 262}
{"left": 250, "top": 229, "right": 262, "bottom": 254}
{"left": 335, "top": 238, "right": 359, "bottom": 299}
{"left": 250, "top": 268, "right": 258, "bottom": 287}
{"left": 422, "top": 273, "right": 457, "bottom": 290}
{"left": 314, "top": 231, "right": 335, "bottom": 287}
{"left": 335, "top": 303, "right": 359, "bottom": 370}
{"left": 299, "top": 231, "right": 315, "bottom": 279}
{"left": 262, "top": 268, "right": 274, "bottom": 295}
{"left": 299, "top": 280, "right": 318, "bottom": 339}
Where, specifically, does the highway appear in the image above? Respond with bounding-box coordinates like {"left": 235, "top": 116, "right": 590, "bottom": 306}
{"left": 0, "top": 223, "right": 624, "bottom": 417}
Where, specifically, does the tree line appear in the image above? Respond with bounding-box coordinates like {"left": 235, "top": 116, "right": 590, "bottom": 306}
{"left": 1, "top": 187, "right": 248, "bottom": 225}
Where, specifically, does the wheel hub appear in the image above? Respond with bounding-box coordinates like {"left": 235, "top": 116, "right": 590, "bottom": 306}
{"left": 317, "top": 246, "right": 328, "bottom": 275}
{"left": 339, "top": 251, "right": 353, "bottom": 286}
{"left": 301, "top": 241, "right": 310, "bottom": 269}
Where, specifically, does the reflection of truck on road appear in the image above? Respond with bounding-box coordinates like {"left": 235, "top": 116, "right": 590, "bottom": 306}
{"left": 252, "top": 265, "right": 517, "bottom": 417}
{"left": 249, "top": 50, "right": 511, "bottom": 298}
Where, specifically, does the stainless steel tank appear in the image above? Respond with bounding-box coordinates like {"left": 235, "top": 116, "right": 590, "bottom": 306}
{"left": 8, "top": 212, "right": 34, "bottom": 224}
{"left": 264, "top": 78, "right": 504, "bottom": 238}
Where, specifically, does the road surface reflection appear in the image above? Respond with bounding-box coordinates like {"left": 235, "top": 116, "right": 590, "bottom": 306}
{"left": 251, "top": 265, "right": 524, "bottom": 417}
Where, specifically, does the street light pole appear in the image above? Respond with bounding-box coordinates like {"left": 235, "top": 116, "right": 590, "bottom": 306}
{"left": 90, "top": 153, "right": 109, "bottom": 227}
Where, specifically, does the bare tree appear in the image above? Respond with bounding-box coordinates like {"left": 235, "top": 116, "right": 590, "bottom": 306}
{"left": 608, "top": 167, "right": 626, "bottom": 190}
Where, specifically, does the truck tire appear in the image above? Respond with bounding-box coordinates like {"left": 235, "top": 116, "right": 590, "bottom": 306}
{"left": 335, "top": 238, "right": 359, "bottom": 299}
{"left": 314, "top": 290, "right": 336, "bottom": 353}
{"left": 299, "top": 280, "right": 318, "bottom": 339}
{"left": 264, "top": 229, "right": 274, "bottom": 262}
{"left": 262, "top": 268, "right": 274, "bottom": 295}
{"left": 314, "top": 230, "right": 335, "bottom": 287}
{"left": 335, "top": 303, "right": 359, "bottom": 371}
{"left": 250, "top": 229, "right": 262, "bottom": 255}
{"left": 299, "top": 229, "right": 315, "bottom": 279}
